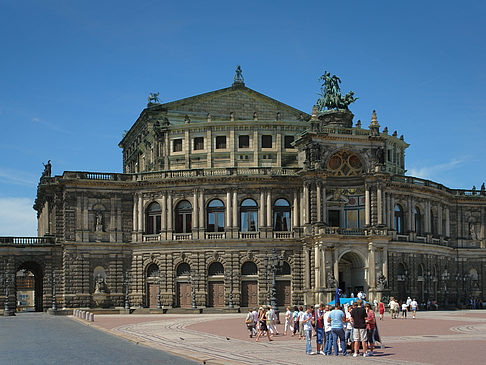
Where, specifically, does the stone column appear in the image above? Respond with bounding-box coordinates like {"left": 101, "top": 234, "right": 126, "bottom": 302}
{"left": 226, "top": 191, "right": 232, "bottom": 229}
{"left": 377, "top": 186, "right": 383, "bottom": 225}
{"left": 232, "top": 190, "right": 238, "bottom": 230}
{"left": 365, "top": 186, "right": 371, "bottom": 226}
{"left": 304, "top": 247, "right": 311, "bottom": 290}
{"left": 193, "top": 190, "right": 199, "bottom": 235}
{"left": 260, "top": 190, "right": 265, "bottom": 228}
{"left": 390, "top": 193, "right": 395, "bottom": 228}
{"left": 161, "top": 193, "right": 167, "bottom": 239}
{"left": 314, "top": 245, "right": 321, "bottom": 289}
{"left": 322, "top": 187, "right": 327, "bottom": 224}
{"left": 199, "top": 190, "right": 204, "bottom": 233}
{"left": 438, "top": 204, "right": 443, "bottom": 235}
{"left": 368, "top": 243, "right": 376, "bottom": 288}
{"left": 382, "top": 247, "right": 388, "bottom": 279}
{"left": 425, "top": 201, "right": 430, "bottom": 233}
{"left": 293, "top": 191, "right": 299, "bottom": 227}
{"left": 167, "top": 193, "right": 173, "bottom": 233}
{"left": 321, "top": 245, "right": 327, "bottom": 289}
{"left": 407, "top": 196, "right": 413, "bottom": 232}
{"left": 303, "top": 183, "right": 309, "bottom": 224}
{"left": 132, "top": 194, "right": 137, "bottom": 233}
{"left": 317, "top": 183, "right": 322, "bottom": 222}
{"left": 266, "top": 191, "right": 272, "bottom": 229}
{"left": 138, "top": 195, "right": 143, "bottom": 233}
{"left": 445, "top": 207, "right": 450, "bottom": 237}
{"left": 333, "top": 250, "right": 339, "bottom": 284}
{"left": 410, "top": 197, "right": 415, "bottom": 232}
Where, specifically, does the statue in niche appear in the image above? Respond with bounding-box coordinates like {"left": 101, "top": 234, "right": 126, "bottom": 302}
{"left": 327, "top": 273, "right": 337, "bottom": 288}
{"left": 374, "top": 147, "right": 385, "bottom": 164}
{"left": 94, "top": 273, "right": 106, "bottom": 294}
{"left": 469, "top": 221, "right": 478, "bottom": 240}
{"left": 377, "top": 274, "right": 388, "bottom": 289}
{"left": 95, "top": 211, "right": 103, "bottom": 232}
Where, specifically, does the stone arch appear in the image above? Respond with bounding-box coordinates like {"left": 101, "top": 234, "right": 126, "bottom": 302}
{"left": 16, "top": 260, "right": 44, "bottom": 312}
{"left": 337, "top": 250, "right": 367, "bottom": 296}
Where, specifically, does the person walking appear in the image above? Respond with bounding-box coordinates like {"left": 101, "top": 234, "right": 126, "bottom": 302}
{"left": 328, "top": 304, "right": 347, "bottom": 356}
{"left": 401, "top": 301, "right": 408, "bottom": 318}
{"left": 292, "top": 306, "right": 299, "bottom": 337}
{"left": 365, "top": 303, "right": 376, "bottom": 356}
{"left": 245, "top": 308, "right": 255, "bottom": 338}
{"left": 378, "top": 300, "right": 385, "bottom": 320}
{"left": 298, "top": 306, "right": 305, "bottom": 340}
{"left": 255, "top": 307, "right": 272, "bottom": 342}
{"left": 284, "top": 306, "right": 293, "bottom": 335}
{"left": 411, "top": 298, "right": 418, "bottom": 319}
{"left": 351, "top": 299, "right": 368, "bottom": 357}
{"left": 315, "top": 303, "right": 325, "bottom": 354}
{"left": 302, "top": 306, "right": 315, "bottom": 355}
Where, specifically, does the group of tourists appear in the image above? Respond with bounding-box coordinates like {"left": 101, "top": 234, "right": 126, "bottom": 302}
{"left": 245, "top": 299, "right": 381, "bottom": 357}
{"left": 388, "top": 297, "right": 418, "bottom": 319}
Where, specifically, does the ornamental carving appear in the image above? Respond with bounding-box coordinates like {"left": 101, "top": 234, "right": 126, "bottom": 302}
{"left": 326, "top": 150, "right": 363, "bottom": 176}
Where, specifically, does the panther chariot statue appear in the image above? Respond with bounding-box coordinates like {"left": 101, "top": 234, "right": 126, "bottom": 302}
{"left": 148, "top": 92, "right": 160, "bottom": 104}
{"left": 316, "top": 71, "right": 358, "bottom": 111}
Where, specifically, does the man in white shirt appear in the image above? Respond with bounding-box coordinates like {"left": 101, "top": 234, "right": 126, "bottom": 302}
{"left": 323, "top": 305, "right": 333, "bottom": 355}
{"left": 410, "top": 298, "right": 418, "bottom": 319}
{"left": 302, "top": 306, "right": 315, "bottom": 355}
{"left": 298, "top": 306, "right": 305, "bottom": 339}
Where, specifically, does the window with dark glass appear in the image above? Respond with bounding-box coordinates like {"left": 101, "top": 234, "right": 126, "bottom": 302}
{"left": 414, "top": 207, "right": 422, "bottom": 235}
{"left": 240, "top": 198, "right": 258, "bottom": 232}
{"left": 394, "top": 204, "right": 404, "bottom": 234}
{"left": 284, "top": 135, "right": 294, "bottom": 149}
{"left": 176, "top": 262, "right": 191, "bottom": 276}
{"left": 241, "top": 261, "right": 258, "bottom": 275}
{"left": 193, "top": 137, "right": 204, "bottom": 151}
{"left": 146, "top": 202, "right": 161, "bottom": 234}
{"left": 207, "top": 199, "right": 225, "bottom": 232}
{"left": 273, "top": 198, "right": 291, "bottom": 231}
{"left": 208, "top": 262, "right": 224, "bottom": 276}
{"left": 328, "top": 210, "right": 340, "bottom": 227}
{"left": 262, "top": 135, "right": 272, "bottom": 148}
{"left": 175, "top": 200, "right": 192, "bottom": 233}
{"left": 276, "top": 261, "right": 291, "bottom": 275}
{"left": 238, "top": 135, "right": 249, "bottom": 148}
{"left": 146, "top": 263, "right": 160, "bottom": 278}
{"left": 215, "top": 136, "right": 226, "bottom": 149}
{"left": 173, "top": 139, "right": 183, "bottom": 152}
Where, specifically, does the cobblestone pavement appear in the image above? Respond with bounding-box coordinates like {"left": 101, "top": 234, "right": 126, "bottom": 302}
{"left": 79, "top": 309, "right": 486, "bottom": 365}
{"left": 0, "top": 312, "right": 196, "bottom": 365}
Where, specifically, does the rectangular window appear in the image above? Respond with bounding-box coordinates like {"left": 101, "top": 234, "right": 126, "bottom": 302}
{"left": 284, "top": 136, "right": 294, "bottom": 149}
{"left": 238, "top": 135, "right": 249, "bottom": 148}
{"left": 328, "top": 210, "right": 341, "bottom": 227}
{"left": 173, "top": 139, "right": 183, "bottom": 152}
{"left": 261, "top": 135, "right": 272, "bottom": 148}
{"left": 216, "top": 136, "right": 226, "bottom": 149}
{"left": 193, "top": 137, "right": 204, "bottom": 151}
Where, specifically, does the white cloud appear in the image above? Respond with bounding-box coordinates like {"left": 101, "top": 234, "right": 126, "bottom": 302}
{"left": 32, "top": 117, "right": 40, "bottom": 122}
{"left": 0, "top": 197, "right": 37, "bottom": 236}
{"left": 408, "top": 159, "right": 462, "bottom": 181}
{"left": 0, "top": 168, "right": 37, "bottom": 187}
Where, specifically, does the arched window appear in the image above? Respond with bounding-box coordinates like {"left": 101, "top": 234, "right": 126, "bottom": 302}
{"left": 146, "top": 202, "right": 161, "bottom": 234}
{"left": 208, "top": 262, "right": 224, "bottom": 276}
{"left": 207, "top": 199, "right": 225, "bottom": 232}
{"left": 176, "top": 262, "right": 191, "bottom": 277}
{"left": 146, "top": 263, "right": 160, "bottom": 278}
{"left": 414, "top": 207, "right": 422, "bottom": 235}
{"left": 240, "top": 199, "right": 258, "bottom": 232}
{"left": 418, "top": 264, "right": 424, "bottom": 278}
{"left": 175, "top": 200, "right": 192, "bottom": 233}
{"left": 241, "top": 261, "right": 258, "bottom": 276}
{"left": 397, "top": 262, "right": 406, "bottom": 277}
{"left": 273, "top": 198, "right": 291, "bottom": 231}
{"left": 394, "top": 204, "right": 404, "bottom": 234}
{"left": 276, "top": 261, "right": 291, "bottom": 276}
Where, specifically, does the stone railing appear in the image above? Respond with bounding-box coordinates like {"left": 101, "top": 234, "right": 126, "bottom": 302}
{"left": 0, "top": 236, "right": 55, "bottom": 245}
{"left": 173, "top": 233, "right": 192, "bottom": 241}
{"left": 204, "top": 232, "right": 226, "bottom": 240}
{"left": 391, "top": 175, "right": 486, "bottom": 197}
{"left": 239, "top": 232, "right": 260, "bottom": 239}
{"left": 273, "top": 231, "right": 294, "bottom": 239}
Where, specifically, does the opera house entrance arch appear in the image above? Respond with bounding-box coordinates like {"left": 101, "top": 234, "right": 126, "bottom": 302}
{"left": 338, "top": 252, "right": 366, "bottom": 296}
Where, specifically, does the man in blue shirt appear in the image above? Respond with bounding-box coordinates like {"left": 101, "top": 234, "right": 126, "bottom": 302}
{"left": 327, "top": 304, "right": 347, "bottom": 356}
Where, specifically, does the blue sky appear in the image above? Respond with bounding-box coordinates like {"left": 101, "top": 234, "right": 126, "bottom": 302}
{"left": 1, "top": 0, "right": 485, "bottom": 235}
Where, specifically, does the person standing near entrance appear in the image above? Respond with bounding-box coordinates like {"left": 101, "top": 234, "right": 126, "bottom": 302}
{"left": 365, "top": 303, "right": 376, "bottom": 356}
{"left": 351, "top": 299, "right": 368, "bottom": 357}
{"left": 323, "top": 305, "right": 332, "bottom": 355}
{"left": 315, "top": 303, "right": 325, "bottom": 354}
{"left": 327, "top": 304, "right": 347, "bottom": 356}
{"left": 302, "top": 306, "right": 315, "bottom": 355}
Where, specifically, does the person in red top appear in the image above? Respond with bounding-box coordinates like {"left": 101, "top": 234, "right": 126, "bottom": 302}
{"left": 379, "top": 301, "right": 385, "bottom": 320}
{"left": 365, "top": 303, "right": 376, "bottom": 356}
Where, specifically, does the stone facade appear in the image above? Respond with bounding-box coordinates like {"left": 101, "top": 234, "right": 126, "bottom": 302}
{"left": 0, "top": 77, "right": 484, "bottom": 312}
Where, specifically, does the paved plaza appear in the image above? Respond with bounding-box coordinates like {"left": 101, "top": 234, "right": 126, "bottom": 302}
{"left": 83, "top": 309, "right": 486, "bottom": 365}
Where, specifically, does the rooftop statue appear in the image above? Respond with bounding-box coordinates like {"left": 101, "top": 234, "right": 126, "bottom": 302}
{"left": 41, "top": 160, "right": 51, "bottom": 179}
{"left": 148, "top": 92, "right": 160, "bottom": 104}
{"left": 234, "top": 65, "right": 244, "bottom": 83}
{"left": 316, "top": 71, "right": 358, "bottom": 111}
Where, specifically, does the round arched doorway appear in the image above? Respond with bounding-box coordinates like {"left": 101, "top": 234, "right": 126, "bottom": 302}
{"left": 16, "top": 261, "right": 43, "bottom": 312}
{"left": 338, "top": 252, "right": 366, "bottom": 297}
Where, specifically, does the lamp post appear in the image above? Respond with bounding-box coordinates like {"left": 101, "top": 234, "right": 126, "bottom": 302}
{"left": 123, "top": 271, "right": 131, "bottom": 310}
{"left": 441, "top": 270, "right": 450, "bottom": 306}
{"left": 47, "top": 270, "right": 62, "bottom": 311}
{"left": 268, "top": 248, "right": 284, "bottom": 312}
{"left": 264, "top": 256, "right": 270, "bottom": 306}
{"left": 157, "top": 273, "right": 166, "bottom": 310}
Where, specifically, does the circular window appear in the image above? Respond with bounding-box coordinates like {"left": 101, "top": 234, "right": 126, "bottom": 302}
{"left": 326, "top": 150, "right": 363, "bottom": 176}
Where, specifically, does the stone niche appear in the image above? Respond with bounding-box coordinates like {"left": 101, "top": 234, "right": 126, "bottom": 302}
{"left": 92, "top": 266, "right": 111, "bottom": 308}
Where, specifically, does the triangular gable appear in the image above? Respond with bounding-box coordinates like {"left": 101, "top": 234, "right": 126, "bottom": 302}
{"left": 160, "top": 85, "right": 309, "bottom": 121}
